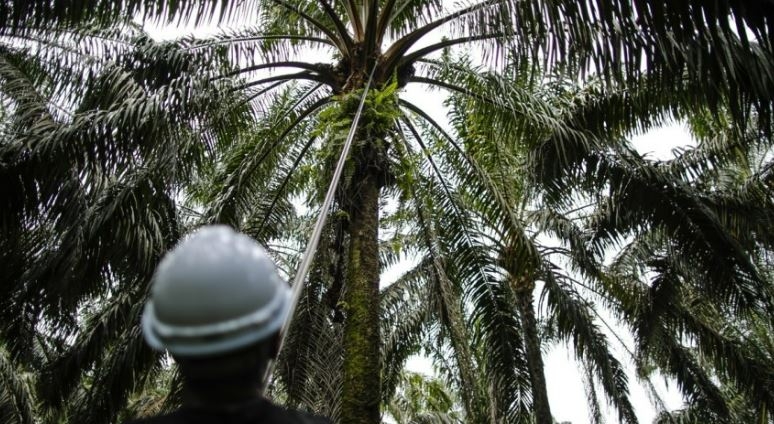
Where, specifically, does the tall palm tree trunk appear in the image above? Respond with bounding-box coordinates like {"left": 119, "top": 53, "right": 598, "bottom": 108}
{"left": 513, "top": 281, "right": 553, "bottom": 424}
{"left": 341, "top": 161, "right": 382, "bottom": 424}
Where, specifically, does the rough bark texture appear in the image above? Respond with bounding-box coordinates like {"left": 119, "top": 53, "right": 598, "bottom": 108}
{"left": 515, "top": 285, "right": 553, "bottom": 424}
{"left": 340, "top": 169, "right": 381, "bottom": 424}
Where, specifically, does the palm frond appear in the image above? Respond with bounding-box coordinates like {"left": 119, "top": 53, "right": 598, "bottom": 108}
{"left": 0, "top": 344, "right": 38, "bottom": 424}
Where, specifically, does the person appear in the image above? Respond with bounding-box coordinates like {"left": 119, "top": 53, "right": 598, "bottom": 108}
{"left": 127, "top": 225, "right": 330, "bottom": 424}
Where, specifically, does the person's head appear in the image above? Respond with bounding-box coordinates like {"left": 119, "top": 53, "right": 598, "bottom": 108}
{"left": 141, "top": 225, "right": 290, "bottom": 390}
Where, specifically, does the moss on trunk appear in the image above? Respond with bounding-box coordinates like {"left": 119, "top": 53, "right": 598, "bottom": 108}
{"left": 340, "top": 168, "right": 381, "bottom": 424}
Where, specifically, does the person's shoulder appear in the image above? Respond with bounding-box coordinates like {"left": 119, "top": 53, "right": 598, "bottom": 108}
{"left": 262, "top": 402, "right": 332, "bottom": 424}
{"left": 122, "top": 401, "right": 331, "bottom": 424}
{"left": 122, "top": 410, "right": 185, "bottom": 424}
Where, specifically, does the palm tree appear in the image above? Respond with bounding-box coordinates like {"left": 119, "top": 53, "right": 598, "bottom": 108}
{"left": 528, "top": 86, "right": 774, "bottom": 419}
{"left": 175, "top": 5, "right": 774, "bottom": 422}
{"left": 414, "top": 48, "right": 774, "bottom": 421}
{"left": 385, "top": 370, "right": 463, "bottom": 424}
{"left": 0, "top": 343, "right": 39, "bottom": 424}
{"left": 2, "top": 2, "right": 774, "bottom": 424}
{"left": 0, "top": 20, "right": 259, "bottom": 423}
{"left": 653, "top": 300, "right": 774, "bottom": 423}
{"left": 424, "top": 61, "right": 640, "bottom": 423}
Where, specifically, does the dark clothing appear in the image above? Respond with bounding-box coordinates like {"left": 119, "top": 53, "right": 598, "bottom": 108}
{"left": 125, "top": 399, "right": 330, "bottom": 424}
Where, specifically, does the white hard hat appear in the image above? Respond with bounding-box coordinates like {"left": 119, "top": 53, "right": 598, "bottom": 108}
{"left": 142, "top": 225, "right": 291, "bottom": 357}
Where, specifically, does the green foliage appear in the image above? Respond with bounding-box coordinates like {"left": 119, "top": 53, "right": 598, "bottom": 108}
{"left": 2, "top": 2, "right": 774, "bottom": 424}
{"left": 310, "top": 77, "right": 402, "bottom": 203}
{"left": 385, "top": 371, "right": 463, "bottom": 424}
{"left": 314, "top": 77, "right": 402, "bottom": 145}
{"left": 0, "top": 344, "right": 39, "bottom": 424}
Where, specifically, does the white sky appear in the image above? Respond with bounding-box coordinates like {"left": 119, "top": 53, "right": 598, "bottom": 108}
{"left": 144, "top": 14, "right": 694, "bottom": 424}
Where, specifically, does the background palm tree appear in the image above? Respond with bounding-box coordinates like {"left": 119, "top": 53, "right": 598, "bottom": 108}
{"left": 0, "top": 343, "right": 40, "bottom": 424}
{"left": 385, "top": 370, "right": 463, "bottom": 424}
{"left": 0, "top": 20, "right": 256, "bottom": 423}
{"left": 411, "top": 50, "right": 774, "bottom": 422}
{"left": 2, "top": 2, "right": 774, "bottom": 424}
{"left": 399, "top": 59, "right": 642, "bottom": 423}
{"left": 527, "top": 84, "right": 774, "bottom": 420}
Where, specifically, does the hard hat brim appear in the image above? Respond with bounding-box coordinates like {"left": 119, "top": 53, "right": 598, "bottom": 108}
{"left": 142, "top": 287, "right": 291, "bottom": 357}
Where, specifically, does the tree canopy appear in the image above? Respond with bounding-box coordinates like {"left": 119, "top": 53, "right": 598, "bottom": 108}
{"left": 1, "top": 1, "right": 773, "bottom": 423}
